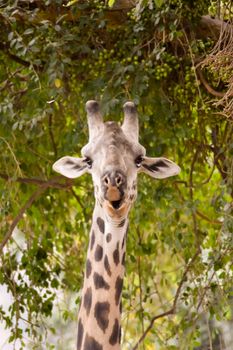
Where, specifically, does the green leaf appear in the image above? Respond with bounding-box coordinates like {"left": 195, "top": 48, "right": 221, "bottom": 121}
{"left": 108, "top": 0, "right": 115, "bottom": 7}
{"left": 155, "top": 0, "right": 164, "bottom": 8}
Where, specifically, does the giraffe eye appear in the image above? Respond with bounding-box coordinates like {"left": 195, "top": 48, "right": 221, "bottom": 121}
{"left": 84, "top": 157, "right": 93, "bottom": 168}
{"left": 135, "top": 156, "right": 143, "bottom": 168}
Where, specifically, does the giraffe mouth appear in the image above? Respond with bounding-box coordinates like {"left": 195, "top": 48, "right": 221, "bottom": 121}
{"left": 104, "top": 199, "right": 129, "bottom": 218}
{"left": 110, "top": 199, "right": 122, "bottom": 210}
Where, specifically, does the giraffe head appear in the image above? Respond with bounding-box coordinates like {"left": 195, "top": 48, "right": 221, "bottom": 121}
{"left": 53, "top": 101, "right": 180, "bottom": 220}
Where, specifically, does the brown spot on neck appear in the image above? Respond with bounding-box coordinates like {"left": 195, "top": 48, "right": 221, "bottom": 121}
{"left": 94, "top": 301, "right": 110, "bottom": 333}
{"left": 115, "top": 277, "right": 123, "bottom": 306}
{"left": 93, "top": 272, "right": 110, "bottom": 290}
{"left": 83, "top": 287, "right": 92, "bottom": 316}
{"left": 109, "top": 318, "right": 120, "bottom": 346}
{"left": 97, "top": 217, "right": 105, "bottom": 234}
{"left": 83, "top": 334, "right": 103, "bottom": 350}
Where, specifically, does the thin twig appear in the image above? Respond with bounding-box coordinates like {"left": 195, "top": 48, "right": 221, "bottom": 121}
{"left": 211, "top": 126, "right": 228, "bottom": 181}
{"left": 173, "top": 182, "right": 222, "bottom": 225}
{"left": 132, "top": 249, "right": 200, "bottom": 350}
{"left": 206, "top": 314, "right": 213, "bottom": 350}
{"left": 131, "top": 309, "right": 173, "bottom": 350}
{"left": 48, "top": 114, "right": 57, "bottom": 158}
{"left": 196, "top": 210, "right": 222, "bottom": 225}
{"left": 0, "top": 137, "right": 22, "bottom": 176}
{"left": 189, "top": 148, "right": 200, "bottom": 248}
{"left": 136, "top": 227, "right": 145, "bottom": 350}
{"left": 70, "top": 188, "right": 84, "bottom": 209}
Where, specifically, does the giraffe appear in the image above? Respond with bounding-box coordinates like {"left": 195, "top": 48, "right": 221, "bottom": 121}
{"left": 52, "top": 100, "right": 180, "bottom": 350}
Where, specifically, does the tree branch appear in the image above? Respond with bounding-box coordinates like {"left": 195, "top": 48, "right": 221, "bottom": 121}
{"left": 198, "top": 15, "right": 233, "bottom": 41}
{"left": 196, "top": 67, "right": 225, "bottom": 98}
{"left": 0, "top": 173, "right": 73, "bottom": 189}
{"left": 196, "top": 210, "right": 222, "bottom": 225}
{"left": 0, "top": 173, "right": 74, "bottom": 252}
{"left": 132, "top": 249, "right": 200, "bottom": 350}
{"left": 0, "top": 187, "right": 45, "bottom": 254}
{"left": 0, "top": 42, "right": 31, "bottom": 68}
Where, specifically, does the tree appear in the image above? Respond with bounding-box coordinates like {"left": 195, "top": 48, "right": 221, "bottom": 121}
{"left": 0, "top": 1, "right": 232, "bottom": 349}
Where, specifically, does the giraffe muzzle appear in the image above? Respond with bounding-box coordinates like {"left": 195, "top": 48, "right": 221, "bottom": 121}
{"left": 102, "top": 171, "right": 126, "bottom": 210}
{"left": 105, "top": 186, "right": 124, "bottom": 210}
{"left": 104, "top": 199, "right": 129, "bottom": 219}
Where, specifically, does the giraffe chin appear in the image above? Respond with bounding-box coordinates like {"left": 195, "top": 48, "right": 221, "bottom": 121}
{"left": 104, "top": 200, "right": 129, "bottom": 219}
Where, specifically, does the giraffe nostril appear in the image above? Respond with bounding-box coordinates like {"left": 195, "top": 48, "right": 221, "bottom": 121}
{"left": 116, "top": 175, "right": 122, "bottom": 187}
{"left": 102, "top": 171, "right": 126, "bottom": 189}
{"left": 104, "top": 176, "right": 110, "bottom": 185}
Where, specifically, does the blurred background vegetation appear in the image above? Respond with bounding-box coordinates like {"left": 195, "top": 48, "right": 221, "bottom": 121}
{"left": 0, "top": 0, "right": 232, "bottom": 349}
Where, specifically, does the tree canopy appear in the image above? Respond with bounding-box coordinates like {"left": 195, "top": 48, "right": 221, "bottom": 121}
{"left": 0, "top": 1, "right": 232, "bottom": 349}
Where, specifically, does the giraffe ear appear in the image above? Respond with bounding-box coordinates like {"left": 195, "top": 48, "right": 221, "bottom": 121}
{"left": 52, "top": 156, "right": 89, "bottom": 179}
{"left": 140, "top": 157, "right": 180, "bottom": 179}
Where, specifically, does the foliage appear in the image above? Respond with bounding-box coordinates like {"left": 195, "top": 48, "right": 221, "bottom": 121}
{"left": 0, "top": 0, "right": 232, "bottom": 349}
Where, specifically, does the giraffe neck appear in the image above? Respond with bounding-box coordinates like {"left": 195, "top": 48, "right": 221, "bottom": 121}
{"left": 77, "top": 203, "right": 128, "bottom": 350}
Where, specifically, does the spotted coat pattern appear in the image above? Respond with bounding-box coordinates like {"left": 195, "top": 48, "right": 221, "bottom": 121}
{"left": 77, "top": 204, "right": 129, "bottom": 350}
